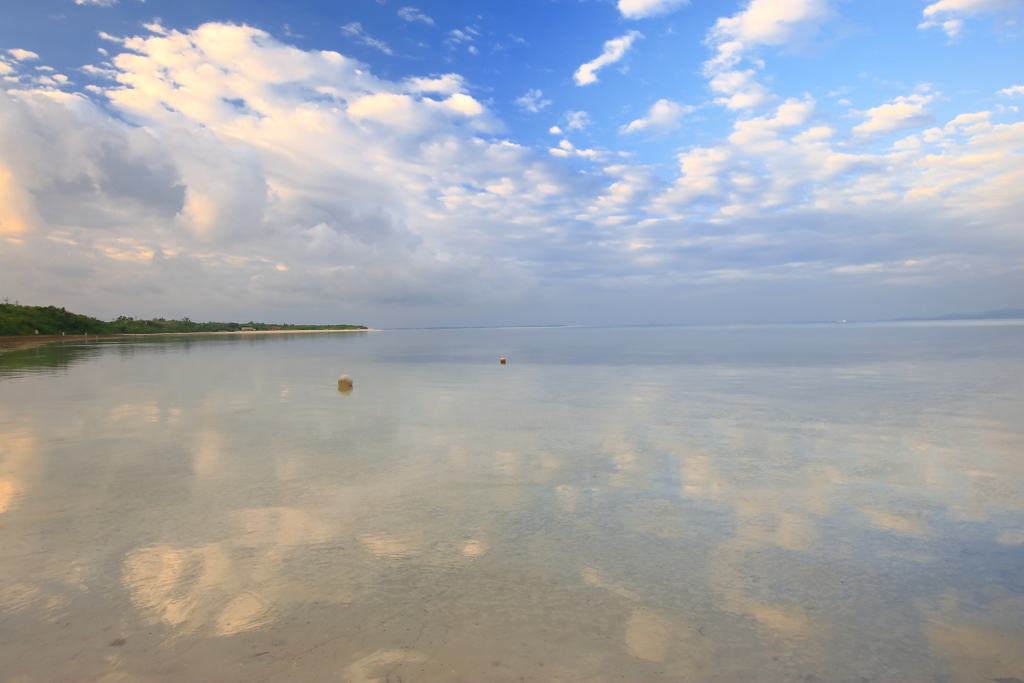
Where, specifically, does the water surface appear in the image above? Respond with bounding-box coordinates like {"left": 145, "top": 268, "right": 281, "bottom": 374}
{"left": 1, "top": 323, "right": 1023, "bottom": 682}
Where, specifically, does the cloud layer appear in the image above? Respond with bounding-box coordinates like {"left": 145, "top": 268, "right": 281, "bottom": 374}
{"left": 1, "top": 25, "right": 548, "bottom": 322}
{"left": 1, "top": 9, "right": 1023, "bottom": 325}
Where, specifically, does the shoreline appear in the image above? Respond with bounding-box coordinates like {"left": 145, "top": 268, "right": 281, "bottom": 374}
{"left": 0, "top": 328, "right": 378, "bottom": 356}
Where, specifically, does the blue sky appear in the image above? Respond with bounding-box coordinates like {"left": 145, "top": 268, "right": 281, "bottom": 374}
{"left": 0, "top": 0, "right": 1022, "bottom": 326}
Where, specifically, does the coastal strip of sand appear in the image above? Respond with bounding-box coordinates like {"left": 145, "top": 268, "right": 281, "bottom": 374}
{"left": 0, "top": 328, "right": 378, "bottom": 356}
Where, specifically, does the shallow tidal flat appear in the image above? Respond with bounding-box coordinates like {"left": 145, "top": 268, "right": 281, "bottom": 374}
{"left": 1, "top": 323, "right": 1023, "bottom": 682}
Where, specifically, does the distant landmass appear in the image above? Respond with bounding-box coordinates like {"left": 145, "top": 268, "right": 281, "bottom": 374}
{"left": 0, "top": 303, "right": 366, "bottom": 336}
{"left": 892, "top": 308, "right": 1024, "bottom": 322}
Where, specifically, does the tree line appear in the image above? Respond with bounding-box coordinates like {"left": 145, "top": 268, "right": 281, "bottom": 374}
{"left": 0, "top": 303, "right": 365, "bottom": 336}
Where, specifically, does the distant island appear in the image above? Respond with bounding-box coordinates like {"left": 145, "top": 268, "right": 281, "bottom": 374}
{"left": 0, "top": 302, "right": 366, "bottom": 336}
{"left": 891, "top": 308, "right": 1024, "bottom": 322}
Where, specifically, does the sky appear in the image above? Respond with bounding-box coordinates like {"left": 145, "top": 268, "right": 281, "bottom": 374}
{"left": 0, "top": 0, "right": 1022, "bottom": 327}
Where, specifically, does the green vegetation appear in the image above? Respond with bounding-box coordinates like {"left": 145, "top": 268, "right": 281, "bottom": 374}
{"left": 0, "top": 302, "right": 366, "bottom": 336}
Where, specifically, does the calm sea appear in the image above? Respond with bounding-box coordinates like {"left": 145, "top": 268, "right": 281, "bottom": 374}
{"left": 1, "top": 323, "right": 1023, "bottom": 682}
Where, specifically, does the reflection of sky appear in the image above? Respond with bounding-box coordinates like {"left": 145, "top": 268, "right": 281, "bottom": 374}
{"left": 1, "top": 325, "right": 1023, "bottom": 681}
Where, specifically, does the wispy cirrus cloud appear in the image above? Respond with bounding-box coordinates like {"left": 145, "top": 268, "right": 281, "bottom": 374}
{"left": 398, "top": 7, "right": 434, "bottom": 25}
{"left": 341, "top": 22, "right": 393, "bottom": 55}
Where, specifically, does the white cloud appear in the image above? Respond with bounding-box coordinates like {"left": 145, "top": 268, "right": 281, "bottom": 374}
{"left": 398, "top": 7, "right": 434, "bottom": 25}
{"left": 75, "top": 0, "right": 118, "bottom": 5}
{"left": 622, "top": 99, "right": 693, "bottom": 134}
{"left": 940, "top": 111, "right": 991, "bottom": 136}
{"left": 702, "top": 0, "right": 836, "bottom": 109}
{"left": 345, "top": 90, "right": 487, "bottom": 130}
{"left": 925, "top": 0, "right": 1021, "bottom": 10}
{"left": 80, "top": 64, "right": 119, "bottom": 79}
{"left": 441, "top": 93, "right": 483, "bottom": 116}
{"left": 447, "top": 29, "right": 474, "bottom": 44}
{"left": 404, "top": 74, "right": 466, "bottom": 95}
{"left": 548, "top": 139, "right": 608, "bottom": 161}
{"left": 341, "top": 22, "right": 393, "bottom": 55}
{"left": 708, "top": 68, "right": 773, "bottom": 109}
{"left": 549, "top": 126, "right": 562, "bottom": 135}
{"left": 998, "top": 85, "right": 1024, "bottom": 97}
{"left": 515, "top": 89, "right": 551, "bottom": 113}
{"left": 617, "top": 0, "right": 689, "bottom": 19}
{"left": 935, "top": 18, "right": 967, "bottom": 38}
{"left": 649, "top": 91, "right": 1024, "bottom": 263}
{"left": 7, "top": 49, "right": 40, "bottom": 62}
{"left": 0, "top": 24, "right": 603, "bottom": 323}
{"left": 706, "top": 0, "right": 836, "bottom": 69}
{"left": 565, "top": 111, "right": 591, "bottom": 130}
{"left": 920, "top": 0, "right": 1023, "bottom": 37}
{"left": 852, "top": 93, "right": 934, "bottom": 137}
{"left": 573, "top": 31, "right": 643, "bottom": 86}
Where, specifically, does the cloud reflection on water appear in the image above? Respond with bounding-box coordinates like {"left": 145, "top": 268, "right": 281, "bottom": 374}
{"left": 0, "top": 329, "right": 1022, "bottom": 681}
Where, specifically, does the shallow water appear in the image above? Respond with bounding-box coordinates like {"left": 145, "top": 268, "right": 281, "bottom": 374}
{"left": 1, "top": 323, "right": 1023, "bottom": 683}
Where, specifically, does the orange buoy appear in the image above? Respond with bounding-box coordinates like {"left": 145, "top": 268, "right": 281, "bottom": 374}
{"left": 499, "top": 358, "right": 506, "bottom": 365}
